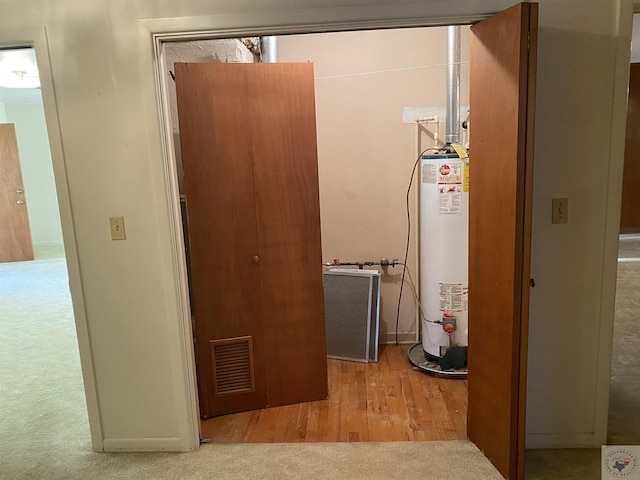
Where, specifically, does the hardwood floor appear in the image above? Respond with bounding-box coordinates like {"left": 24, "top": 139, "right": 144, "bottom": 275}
{"left": 200, "top": 344, "right": 468, "bottom": 443}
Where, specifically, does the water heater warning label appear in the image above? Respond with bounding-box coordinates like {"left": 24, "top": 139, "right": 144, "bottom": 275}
{"left": 439, "top": 283, "right": 468, "bottom": 312}
{"left": 438, "top": 162, "right": 463, "bottom": 215}
{"left": 463, "top": 161, "right": 469, "bottom": 192}
{"left": 422, "top": 164, "right": 437, "bottom": 184}
{"left": 440, "top": 283, "right": 464, "bottom": 295}
{"left": 438, "top": 184, "right": 462, "bottom": 214}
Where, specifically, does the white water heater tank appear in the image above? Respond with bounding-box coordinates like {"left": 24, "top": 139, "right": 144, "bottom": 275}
{"left": 419, "top": 153, "right": 469, "bottom": 358}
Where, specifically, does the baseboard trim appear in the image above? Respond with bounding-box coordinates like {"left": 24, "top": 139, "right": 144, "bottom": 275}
{"left": 103, "top": 437, "right": 186, "bottom": 452}
{"left": 525, "top": 432, "right": 603, "bottom": 449}
{"left": 379, "top": 332, "right": 417, "bottom": 345}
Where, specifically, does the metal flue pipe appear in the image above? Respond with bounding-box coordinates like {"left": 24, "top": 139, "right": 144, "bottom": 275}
{"left": 262, "top": 36, "right": 279, "bottom": 63}
{"left": 445, "top": 25, "right": 461, "bottom": 145}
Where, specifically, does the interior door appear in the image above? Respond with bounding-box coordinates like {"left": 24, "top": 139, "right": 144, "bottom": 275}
{"left": 467, "top": 3, "right": 537, "bottom": 480}
{"left": 175, "top": 62, "right": 328, "bottom": 418}
{"left": 620, "top": 63, "right": 640, "bottom": 233}
{"left": 246, "top": 65, "right": 329, "bottom": 407}
{"left": 175, "top": 64, "right": 266, "bottom": 418}
{"left": 0, "top": 123, "right": 34, "bottom": 263}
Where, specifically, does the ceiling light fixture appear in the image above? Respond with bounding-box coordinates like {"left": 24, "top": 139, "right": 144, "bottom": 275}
{"left": 0, "top": 48, "right": 40, "bottom": 89}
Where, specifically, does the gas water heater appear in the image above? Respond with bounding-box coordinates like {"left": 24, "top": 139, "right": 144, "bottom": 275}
{"left": 419, "top": 152, "right": 469, "bottom": 359}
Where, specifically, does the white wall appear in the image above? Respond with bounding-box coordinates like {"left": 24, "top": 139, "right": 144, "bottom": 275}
{"left": 5, "top": 102, "right": 63, "bottom": 245}
{"left": 279, "top": 27, "right": 470, "bottom": 344}
{"left": 525, "top": 0, "right": 631, "bottom": 447}
{"left": 0, "top": 102, "right": 6, "bottom": 122}
{"left": 0, "top": 0, "right": 630, "bottom": 452}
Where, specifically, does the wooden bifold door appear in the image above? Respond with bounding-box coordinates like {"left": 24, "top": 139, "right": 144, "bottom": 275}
{"left": 468, "top": 3, "right": 537, "bottom": 479}
{"left": 175, "top": 62, "right": 328, "bottom": 419}
{"left": 621, "top": 63, "right": 640, "bottom": 233}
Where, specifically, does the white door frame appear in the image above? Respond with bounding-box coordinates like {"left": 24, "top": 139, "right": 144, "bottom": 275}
{"left": 0, "top": 27, "right": 104, "bottom": 450}
{"left": 142, "top": 13, "right": 487, "bottom": 448}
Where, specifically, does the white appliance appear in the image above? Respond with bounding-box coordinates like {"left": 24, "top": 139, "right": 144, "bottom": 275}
{"left": 419, "top": 153, "right": 469, "bottom": 358}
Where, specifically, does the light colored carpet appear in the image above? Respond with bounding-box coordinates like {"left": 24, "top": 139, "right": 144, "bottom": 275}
{"left": 2, "top": 440, "right": 505, "bottom": 480}
{"left": 607, "top": 234, "right": 640, "bottom": 445}
{"left": 2, "top": 239, "right": 638, "bottom": 480}
{"left": 0, "top": 244, "right": 91, "bottom": 478}
{"left": 0, "top": 244, "right": 503, "bottom": 480}
{"left": 525, "top": 449, "right": 601, "bottom": 480}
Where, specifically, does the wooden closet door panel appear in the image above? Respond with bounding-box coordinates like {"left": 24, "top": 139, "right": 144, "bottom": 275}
{"left": 175, "top": 63, "right": 267, "bottom": 418}
{"left": 621, "top": 64, "right": 640, "bottom": 233}
{"left": 0, "top": 123, "right": 34, "bottom": 263}
{"left": 467, "top": 3, "right": 537, "bottom": 479}
{"left": 247, "top": 63, "right": 328, "bottom": 406}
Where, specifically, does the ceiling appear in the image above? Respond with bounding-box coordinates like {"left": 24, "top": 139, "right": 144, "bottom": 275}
{"left": 0, "top": 47, "right": 41, "bottom": 105}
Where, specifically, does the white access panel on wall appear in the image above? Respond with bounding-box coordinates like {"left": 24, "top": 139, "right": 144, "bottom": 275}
{"left": 323, "top": 269, "right": 381, "bottom": 363}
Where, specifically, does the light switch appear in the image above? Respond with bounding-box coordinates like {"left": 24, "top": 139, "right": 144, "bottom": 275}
{"left": 109, "top": 216, "right": 126, "bottom": 240}
{"left": 552, "top": 198, "right": 568, "bottom": 224}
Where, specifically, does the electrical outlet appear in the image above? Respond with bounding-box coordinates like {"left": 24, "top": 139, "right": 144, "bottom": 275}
{"left": 552, "top": 198, "right": 568, "bottom": 224}
{"left": 109, "top": 216, "right": 126, "bottom": 240}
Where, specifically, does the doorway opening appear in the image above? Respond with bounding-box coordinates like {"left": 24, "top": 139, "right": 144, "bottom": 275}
{"left": 0, "top": 46, "right": 91, "bottom": 454}
{"left": 153, "top": 5, "right": 536, "bottom": 478}
{"left": 609, "top": 11, "right": 640, "bottom": 445}
{"left": 159, "top": 25, "right": 472, "bottom": 442}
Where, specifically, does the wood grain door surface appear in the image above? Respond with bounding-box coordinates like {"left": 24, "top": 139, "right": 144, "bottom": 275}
{"left": 175, "top": 62, "right": 327, "bottom": 419}
{"left": 621, "top": 63, "right": 640, "bottom": 233}
{"left": 0, "top": 123, "right": 34, "bottom": 263}
{"left": 467, "top": 3, "right": 537, "bottom": 480}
